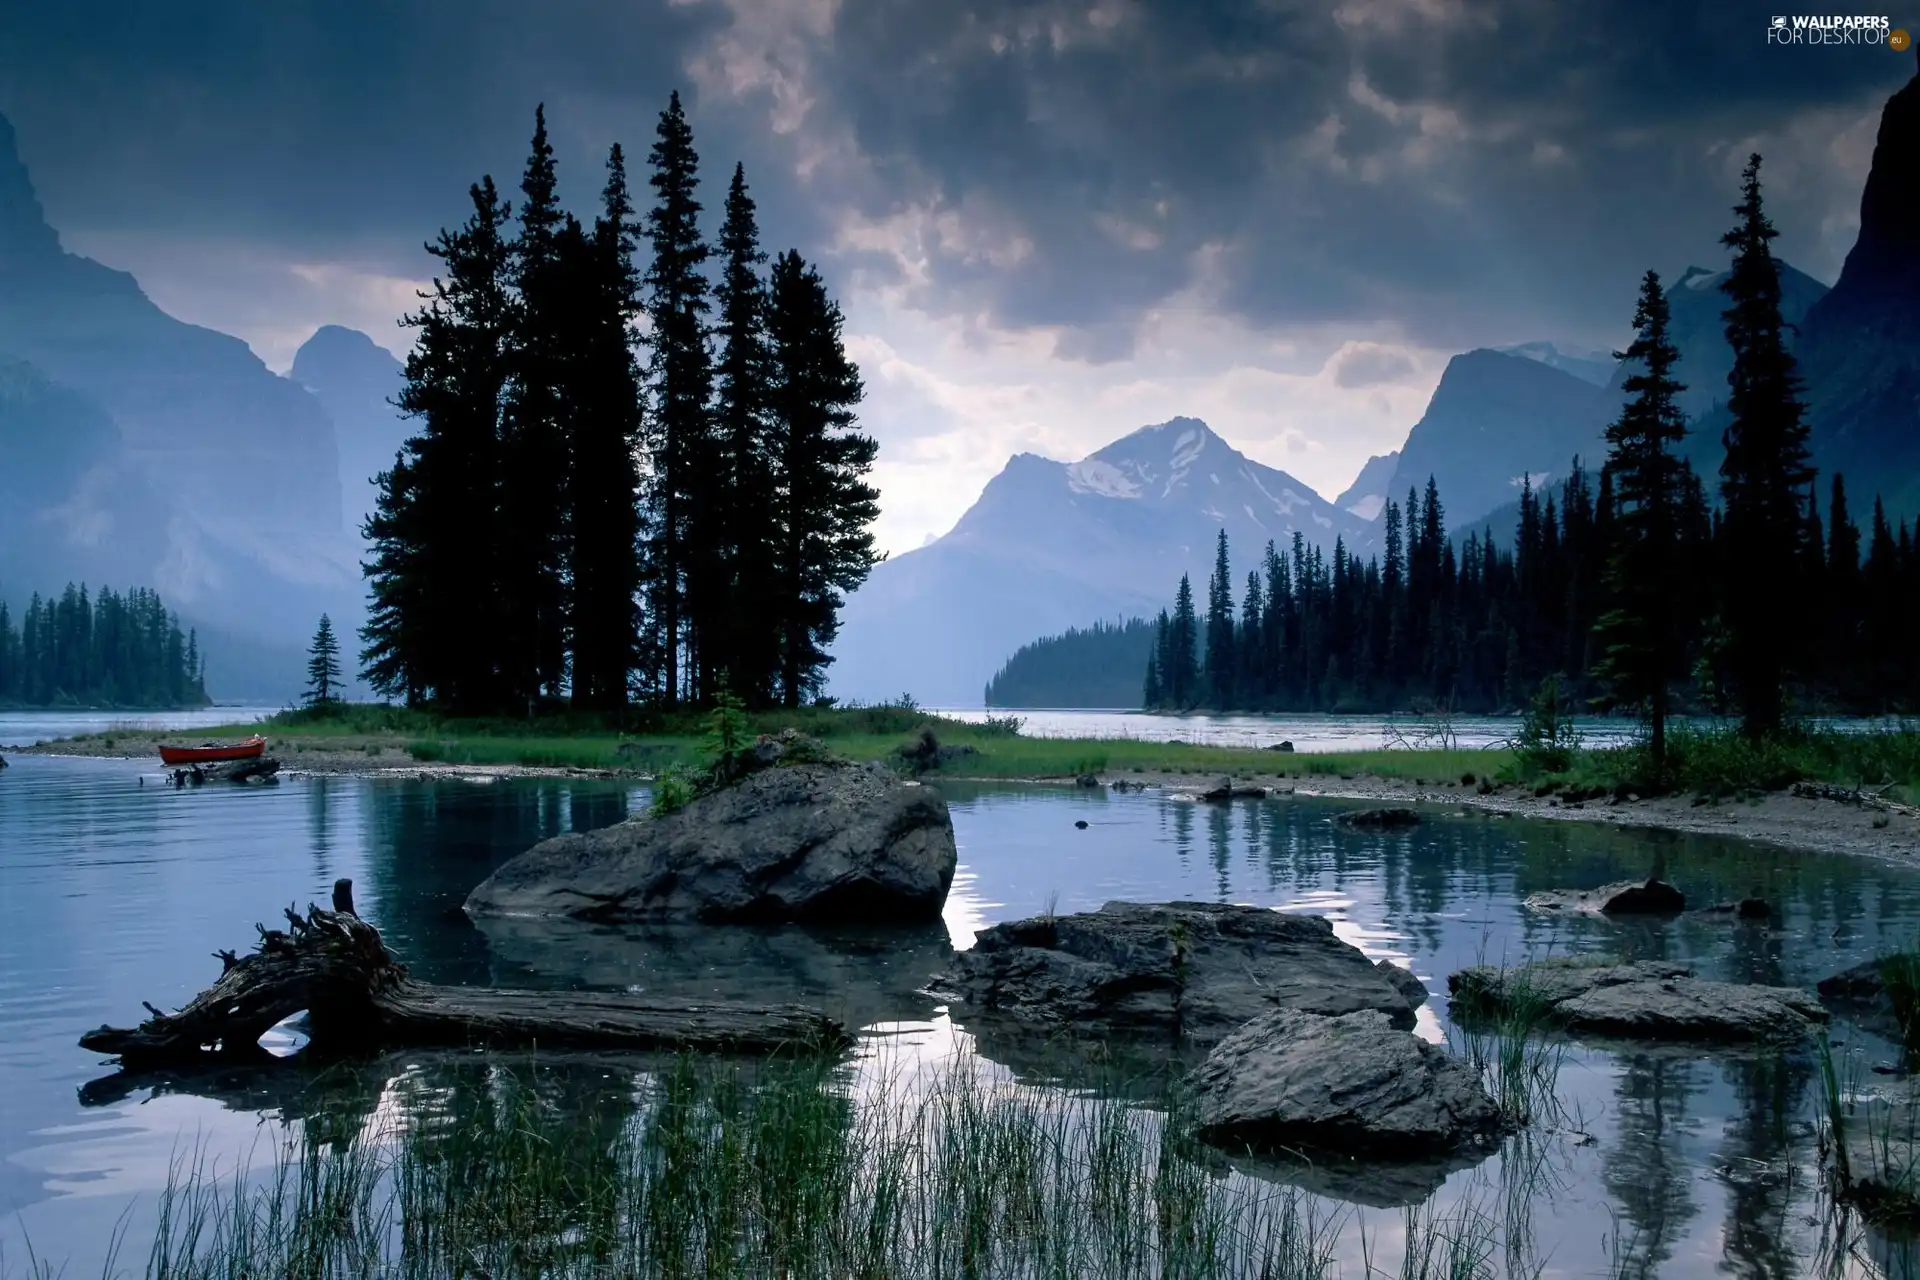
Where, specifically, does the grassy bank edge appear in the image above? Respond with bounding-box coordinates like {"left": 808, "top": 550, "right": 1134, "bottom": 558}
{"left": 26, "top": 702, "right": 1920, "bottom": 802}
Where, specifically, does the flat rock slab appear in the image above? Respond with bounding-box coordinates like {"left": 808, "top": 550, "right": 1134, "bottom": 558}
{"left": 1450, "top": 958, "right": 1827, "bottom": 1045}
{"left": 1523, "top": 878, "right": 1686, "bottom": 915}
{"left": 937, "top": 900, "right": 1426, "bottom": 1045}
{"left": 465, "top": 762, "right": 957, "bottom": 925}
{"left": 1189, "top": 1009, "right": 1505, "bottom": 1161}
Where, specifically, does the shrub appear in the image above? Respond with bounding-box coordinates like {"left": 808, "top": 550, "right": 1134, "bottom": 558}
{"left": 1514, "top": 675, "right": 1581, "bottom": 775}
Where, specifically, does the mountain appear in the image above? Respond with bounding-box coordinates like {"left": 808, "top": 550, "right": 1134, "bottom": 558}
{"left": 292, "top": 324, "right": 410, "bottom": 536}
{"left": 0, "top": 353, "right": 170, "bottom": 592}
{"left": 1496, "top": 341, "right": 1616, "bottom": 387}
{"left": 1795, "top": 55, "right": 1920, "bottom": 522}
{"left": 829, "top": 418, "right": 1372, "bottom": 707}
{"left": 0, "top": 110, "right": 361, "bottom": 698}
{"left": 1333, "top": 451, "right": 1399, "bottom": 520}
{"left": 1378, "top": 349, "right": 1610, "bottom": 530}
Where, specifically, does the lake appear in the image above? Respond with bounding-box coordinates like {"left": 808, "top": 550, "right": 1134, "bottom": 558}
{"left": 933, "top": 707, "right": 1911, "bottom": 753}
{"left": 3, "top": 729, "right": 1920, "bottom": 1275}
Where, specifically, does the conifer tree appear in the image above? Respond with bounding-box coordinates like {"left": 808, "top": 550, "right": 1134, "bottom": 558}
{"left": 1204, "top": 529, "right": 1236, "bottom": 706}
{"left": 565, "top": 145, "right": 647, "bottom": 711}
{"left": 364, "top": 176, "right": 515, "bottom": 711}
{"left": 499, "top": 105, "right": 573, "bottom": 710}
{"left": 1144, "top": 608, "right": 1169, "bottom": 707}
{"left": 1717, "top": 154, "right": 1814, "bottom": 738}
{"left": 710, "top": 163, "right": 779, "bottom": 704}
{"left": 305, "top": 614, "right": 343, "bottom": 706}
{"left": 1824, "top": 474, "right": 1863, "bottom": 700}
{"left": 640, "top": 91, "right": 715, "bottom": 707}
{"left": 1593, "top": 270, "right": 1690, "bottom": 769}
{"left": 1168, "top": 574, "right": 1199, "bottom": 708}
{"left": 764, "top": 250, "right": 880, "bottom": 706}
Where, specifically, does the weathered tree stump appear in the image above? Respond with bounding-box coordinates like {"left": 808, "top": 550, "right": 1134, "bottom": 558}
{"left": 81, "top": 881, "right": 850, "bottom": 1066}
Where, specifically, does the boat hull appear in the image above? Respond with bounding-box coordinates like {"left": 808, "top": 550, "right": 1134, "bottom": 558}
{"left": 158, "top": 736, "right": 268, "bottom": 766}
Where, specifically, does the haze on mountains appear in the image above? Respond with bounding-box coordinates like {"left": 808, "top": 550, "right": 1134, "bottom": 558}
{"left": 842, "top": 57, "right": 1920, "bottom": 708}
{"left": 829, "top": 417, "right": 1372, "bottom": 707}
{"left": 2, "top": 19, "right": 1914, "bottom": 709}
{"left": 0, "top": 113, "right": 406, "bottom": 698}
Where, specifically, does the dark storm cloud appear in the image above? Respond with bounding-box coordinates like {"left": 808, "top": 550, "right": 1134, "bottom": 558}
{"left": 0, "top": 0, "right": 776, "bottom": 275}
{"left": 805, "top": 0, "right": 1911, "bottom": 348}
{"left": 1, "top": 0, "right": 1910, "bottom": 356}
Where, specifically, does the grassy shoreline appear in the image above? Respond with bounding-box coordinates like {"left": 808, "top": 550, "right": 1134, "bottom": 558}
{"left": 24, "top": 703, "right": 1920, "bottom": 803}
{"left": 25, "top": 702, "right": 1515, "bottom": 786}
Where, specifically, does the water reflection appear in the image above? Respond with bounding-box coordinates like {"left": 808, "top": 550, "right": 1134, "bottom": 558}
{"left": 10, "top": 763, "right": 1920, "bottom": 1275}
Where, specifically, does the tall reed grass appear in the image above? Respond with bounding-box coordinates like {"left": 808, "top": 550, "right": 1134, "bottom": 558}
{"left": 115, "top": 1053, "right": 1357, "bottom": 1280}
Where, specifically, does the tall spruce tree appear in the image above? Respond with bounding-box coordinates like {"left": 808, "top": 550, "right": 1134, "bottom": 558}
{"left": 1593, "top": 270, "right": 1691, "bottom": 769}
{"left": 1168, "top": 574, "right": 1199, "bottom": 708}
{"left": 305, "top": 614, "right": 343, "bottom": 706}
{"left": 1203, "top": 529, "right": 1236, "bottom": 706}
{"left": 710, "top": 163, "right": 779, "bottom": 704}
{"left": 565, "top": 144, "right": 647, "bottom": 711}
{"left": 1824, "top": 474, "right": 1863, "bottom": 701}
{"left": 500, "top": 105, "right": 572, "bottom": 711}
{"left": 1144, "top": 608, "right": 1170, "bottom": 707}
{"left": 364, "top": 176, "right": 514, "bottom": 711}
{"left": 1717, "top": 154, "right": 1815, "bottom": 738}
{"left": 764, "top": 250, "right": 880, "bottom": 706}
{"left": 640, "top": 91, "right": 715, "bottom": 707}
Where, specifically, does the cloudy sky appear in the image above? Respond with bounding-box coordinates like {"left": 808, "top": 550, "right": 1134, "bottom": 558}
{"left": 0, "top": 0, "right": 1909, "bottom": 554}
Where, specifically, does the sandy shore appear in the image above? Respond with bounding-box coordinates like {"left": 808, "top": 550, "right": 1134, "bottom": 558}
{"left": 19, "top": 732, "right": 1920, "bottom": 864}
{"left": 1124, "top": 767, "right": 1920, "bottom": 867}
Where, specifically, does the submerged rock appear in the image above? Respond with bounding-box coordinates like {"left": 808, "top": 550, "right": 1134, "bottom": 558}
{"left": 1198, "top": 780, "right": 1268, "bottom": 801}
{"left": 1333, "top": 807, "right": 1421, "bottom": 829}
{"left": 1189, "top": 1009, "right": 1505, "bottom": 1160}
{"left": 1697, "top": 898, "right": 1773, "bottom": 920}
{"left": 936, "top": 900, "right": 1427, "bottom": 1045}
{"left": 465, "top": 761, "right": 957, "bottom": 924}
{"left": 1523, "top": 878, "right": 1686, "bottom": 915}
{"left": 470, "top": 914, "right": 956, "bottom": 1032}
{"left": 1450, "top": 958, "right": 1827, "bottom": 1045}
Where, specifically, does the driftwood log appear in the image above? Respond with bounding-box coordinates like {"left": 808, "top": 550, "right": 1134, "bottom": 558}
{"left": 81, "top": 879, "right": 850, "bottom": 1066}
{"left": 170, "top": 757, "right": 280, "bottom": 787}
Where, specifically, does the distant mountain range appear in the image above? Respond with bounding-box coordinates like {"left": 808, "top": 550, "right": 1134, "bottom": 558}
{"left": 828, "top": 418, "right": 1372, "bottom": 706}
{"left": 834, "top": 61, "right": 1920, "bottom": 707}
{"left": 0, "top": 111, "right": 410, "bottom": 698}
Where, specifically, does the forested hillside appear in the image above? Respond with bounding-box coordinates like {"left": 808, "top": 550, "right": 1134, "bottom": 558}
{"left": 984, "top": 618, "right": 1154, "bottom": 708}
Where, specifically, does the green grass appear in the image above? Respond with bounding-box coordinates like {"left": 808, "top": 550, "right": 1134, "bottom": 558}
{"left": 56, "top": 701, "right": 1509, "bottom": 783}
{"left": 89, "top": 1053, "right": 1357, "bottom": 1280}
{"left": 1505, "top": 723, "right": 1920, "bottom": 804}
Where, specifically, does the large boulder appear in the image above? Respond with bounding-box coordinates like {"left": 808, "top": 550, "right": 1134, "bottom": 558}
{"left": 464, "top": 762, "right": 957, "bottom": 924}
{"left": 1188, "top": 1009, "right": 1506, "bottom": 1161}
{"left": 1523, "top": 878, "right": 1685, "bottom": 915}
{"left": 1450, "top": 958, "right": 1827, "bottom": 1045}
{"left": 935, "top": 901, "right": 1427, "bottom": 1045}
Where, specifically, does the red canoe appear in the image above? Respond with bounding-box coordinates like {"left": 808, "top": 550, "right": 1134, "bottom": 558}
{"left": 158, "top": 736, "right": 268, "bottom": 766}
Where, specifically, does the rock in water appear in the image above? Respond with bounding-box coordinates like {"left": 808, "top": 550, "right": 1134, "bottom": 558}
{"left": 1523, "top": 878, "right": 1685, "bottom": 915}
{"left": 1189, "top": 1009, "right": 1505, "bottom": 1159}
{"left": 1450, "top": 958, "right": 1827, "bottom": 1045}
{"left": 1333, "top": 807, "right": 1421, "bottom": 829}
{"left": 936, "top": 900, "right": 1427, "bottom": 1044}
{"left": 464, "top": 762, "right": 957, "bottom": 924}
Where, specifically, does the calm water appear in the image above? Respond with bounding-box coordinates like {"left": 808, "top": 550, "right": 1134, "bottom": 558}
{"left": 0, "top": 707, "right": 282, "bottom": 750}
{"left": 5, "top": 750, "right": 1920, "bottom": 1275}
